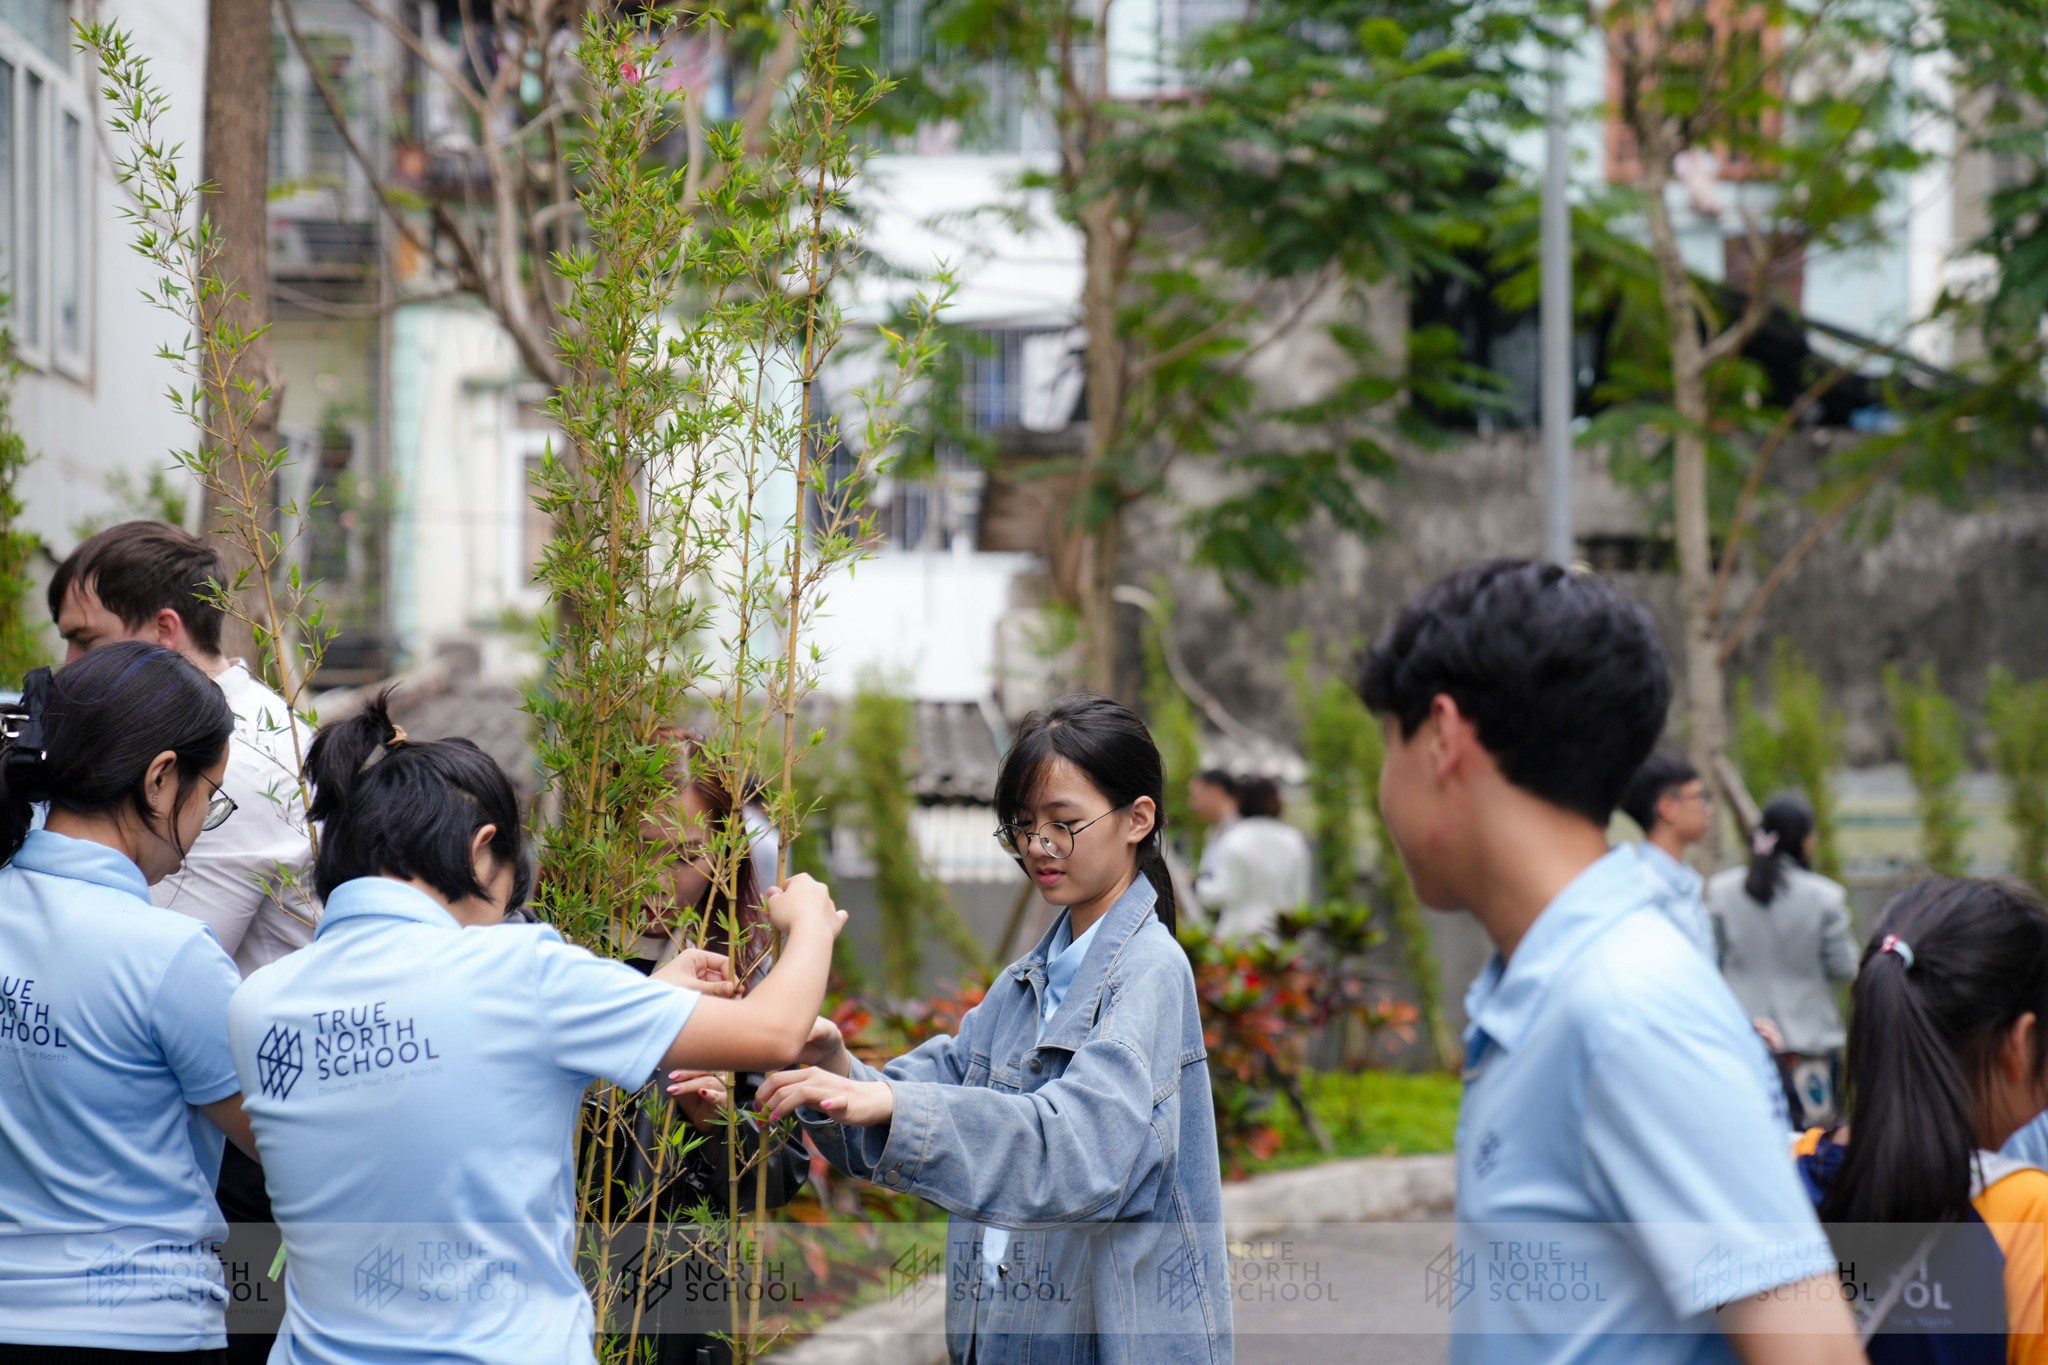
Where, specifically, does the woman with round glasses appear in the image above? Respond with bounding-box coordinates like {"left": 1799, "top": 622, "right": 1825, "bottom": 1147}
{"left": 0, "top": 642, "right": 261, "bottom": 1362}
{"left": 754, "top": 693, "right": 1231, "bottom": 1364}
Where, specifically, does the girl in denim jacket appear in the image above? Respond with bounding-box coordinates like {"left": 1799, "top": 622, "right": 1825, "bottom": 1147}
{"left": 749, "top": 694, "right": 1233, "bottom": 1364}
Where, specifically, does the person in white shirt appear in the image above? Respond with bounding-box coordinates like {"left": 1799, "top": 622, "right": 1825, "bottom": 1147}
{"left": 1195, "top": 774, "right": 1312, "bottom": 944}
{"left": 1617, "top": 753, "right": 1717, "bottom": 962}
{"left": 50, "top": 522, "right": 319, "bottom": 975}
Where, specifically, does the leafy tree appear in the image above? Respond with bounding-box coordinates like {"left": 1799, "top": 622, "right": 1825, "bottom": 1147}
{"left": 1731, "top": 641, "right": 1845, "bottom": 878}
{"left": 907, "top": 0, "right": 1519, "bottom": 689}
{"left": 1885, "top": 663, "right": 1971, "bottom": 877}
{"left": 1569, "top": 0, "right": 2042, "bottom": 859}
{"left": 1986, "top": 668, "right": 2048, "bottom": 891}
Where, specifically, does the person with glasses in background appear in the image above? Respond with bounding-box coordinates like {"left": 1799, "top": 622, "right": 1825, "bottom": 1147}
{"left": 1619, "top": 754, "right": 1718, "bottom": 963}
{"left": 0, "top": 643, "right": 259, "bottom": 1363}
{"left": 49, "top": 521, "right": 322, "bottom": 1363}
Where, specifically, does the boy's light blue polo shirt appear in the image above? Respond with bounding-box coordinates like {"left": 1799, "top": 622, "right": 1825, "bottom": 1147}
{"left": 1450, "top": 847, "right": 1834, "bottom": 1365}
{"left": 0, "top": 829, "right": 244, "bottom": 1350}
{"left": 227, "top": 876, "right": 699, "bottom": 1365}
{"left": 1633, "top": 841, "right": 1715, "bottom": 963}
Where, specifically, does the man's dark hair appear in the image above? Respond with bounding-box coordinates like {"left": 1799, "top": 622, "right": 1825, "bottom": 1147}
{"left": 48, "top": 521, "right": 227, "bottom": 657}
{"left": 1193, "top": 769, "right": 1238, "bottom": 797}
{"left": 1620, "top": 754, "right": 1700, "bottom": 834}
{"left": 1359, "top": 559, "right": 1672, "bottom": 825}
{"left": 1235, "top": 775, "right": 1284, "bottom": 819}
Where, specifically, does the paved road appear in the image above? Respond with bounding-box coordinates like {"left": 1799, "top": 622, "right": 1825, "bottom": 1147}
{"left": 1231, "top": 1222, "right": 1451, "bottom": 1365}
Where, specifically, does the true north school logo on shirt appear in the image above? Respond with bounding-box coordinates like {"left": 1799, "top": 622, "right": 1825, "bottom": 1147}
{"left": 0, "top": 974, "right": 67, "bottom": 1052}
{"left": 257, "top": 1002, "right": 442, "bottom": 1099}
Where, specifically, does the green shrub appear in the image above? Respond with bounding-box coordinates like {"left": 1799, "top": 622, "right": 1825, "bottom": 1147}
{"left": 1885, "top": 662, "right": 1971, "bottom": 877}
{"left": 1733, "top": 641, "right": 1845, "bottom": 878}
{"left": 1140, "top": 578, "right": 1204, "bottom": 862}
{"left": 1987, "top": 668, "right": 2048, "bottom": 891}
{"left": 840, "top": 678, "right": 990, "bottom": 996}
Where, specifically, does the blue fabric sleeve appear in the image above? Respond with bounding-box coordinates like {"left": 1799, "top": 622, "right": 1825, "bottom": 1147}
{"left": 801, "top": 991, "right": 990, "bottom": 1179}
{"left": 1583, "top": 1004, "right": 1835, "bottom": 1319}
{"left": 531, "top": 931, "right": 698, "bottom": 1089}
{"left": 151, "top": 931, "right": 244, "bottom": 1105}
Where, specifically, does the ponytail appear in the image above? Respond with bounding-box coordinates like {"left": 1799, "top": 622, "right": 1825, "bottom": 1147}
{"left": 1745, "top": 794, "right": 1816, "bottom": 906}
{"left": 306, "top": 690, "right": 530, "bottom": 907}
{"left": 1824, "top": 880, "right": 2048, "bottom": 1233}
{"left": 0, "top": 644, "right": 232, "bottom": 868}
{"left": 1141, "top": 828, "right": 1179, "bottom": 935}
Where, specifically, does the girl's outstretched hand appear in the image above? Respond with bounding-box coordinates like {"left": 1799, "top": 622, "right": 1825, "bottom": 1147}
{"left": 758, "top": 1066, "right": 894, "bottom": 1127}
{"left": 653, "top": 948, "right": 737, "bottom": 996}
{"left": 798, "top": 1015, "right": 849, "bottom": 1072}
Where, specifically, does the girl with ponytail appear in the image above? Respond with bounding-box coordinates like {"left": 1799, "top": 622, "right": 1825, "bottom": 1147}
{"left": 1709, "top": 793, "right": 1859, "bottom": 1125}
{"left": 0, "top": 643, "right": 254, "bottom": 1360}
{"left": 754, "top": 694, "right": 1230, "bottom": 1364}
{"left": 1793, "top": 878, "right": 2048, "bottom": 1360}
{"left": 225, "top": 694, "right": 848, "bottom": 1363}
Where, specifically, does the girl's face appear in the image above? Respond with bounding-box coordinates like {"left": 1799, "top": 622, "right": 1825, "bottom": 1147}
{"left": 1007, "top": 756, "right": 1154, "bottom": 913}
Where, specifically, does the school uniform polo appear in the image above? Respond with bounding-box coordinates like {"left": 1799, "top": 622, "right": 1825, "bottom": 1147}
{"left": 227, "top": 877, "right": 700, "bottom": 1365}
{"left": 0, "top": 829, "right": 245, "bottom": 1350}
{"left": 1452, "top": 846, "right": 1833, "bottom": 1364}
{"left": 1634, "top": 840, "right": 1715, "bottom": 963}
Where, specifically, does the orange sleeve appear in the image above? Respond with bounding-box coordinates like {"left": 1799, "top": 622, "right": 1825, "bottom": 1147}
{"left": 1976, "top": 1169, "right": 2048, "bottom": 1365}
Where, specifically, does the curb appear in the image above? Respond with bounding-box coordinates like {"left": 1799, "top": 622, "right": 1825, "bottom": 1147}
{"left": 769, "top": 1152, "right": 1456, "bottom": 1364}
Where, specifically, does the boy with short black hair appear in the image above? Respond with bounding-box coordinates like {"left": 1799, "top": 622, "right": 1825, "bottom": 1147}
{"left": 1620, "top": 753, "right": 1716, "bottom": 960}
{"left": 1359, "top": 559, "right": 1859, "bottom": 1365}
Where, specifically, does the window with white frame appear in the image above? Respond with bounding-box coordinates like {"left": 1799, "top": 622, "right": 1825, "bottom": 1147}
{"left": 503, "top": 389, "right": 558, "bottom": 609}
{"left": 0, "top": 1, "right": 88, "bottom": 378}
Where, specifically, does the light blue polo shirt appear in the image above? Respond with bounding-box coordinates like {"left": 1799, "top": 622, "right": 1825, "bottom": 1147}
{"left": 1633, "top": 841, "right": 1715, "bottom": 963}
{"left": 980, "top": 908, "right": 1102, "bottom": 1281}
{"left": 1450, "top": 847, "right": 1833, "bottom": 1364}
{"left": 227, "top": 876, "right": 699, "bottom": 1365}
{"left": 0, "top": 829, "right": 244, "bottom": 1350}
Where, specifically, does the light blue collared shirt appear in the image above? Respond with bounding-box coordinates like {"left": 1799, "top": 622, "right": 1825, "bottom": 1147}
{"left": 0, "top": 830, "right": 244, "bottom": 1350}
{"left": 1634, "top": 840, "right": 1716, "bottom": 963}
{"left": 228, "top": 877, "right": 699, "bottom": 1365}
{"left": 980, "top": 908, "right": 1102, "bottom": 1279}
{"left": 1452, "top": 847, "right": 1829, "bottom": 1364}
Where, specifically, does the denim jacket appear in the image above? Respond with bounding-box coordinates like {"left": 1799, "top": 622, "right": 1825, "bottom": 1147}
{"left": 802, "top": 877, "right": 1233, "bottom": 1365}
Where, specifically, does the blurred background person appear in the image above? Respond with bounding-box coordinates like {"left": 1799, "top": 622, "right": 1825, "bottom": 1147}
{"left": 1710, "top": 794, "right": 1859, "bottom": 1127}
{"left": 1196, "top": 774, "right": 1312, "bottom": 944}
{"left": 1620, "top": 754, "right": 1717, "bottom": 961}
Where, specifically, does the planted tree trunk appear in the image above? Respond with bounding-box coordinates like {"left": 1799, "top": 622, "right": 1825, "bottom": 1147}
{"left": 199, "top": 0, "right": 276, "bottom": 667}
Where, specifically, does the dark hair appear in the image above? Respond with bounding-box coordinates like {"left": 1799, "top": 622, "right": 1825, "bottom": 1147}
{"left": 0, "top": 642, "right": 233, "bottom": 866}
{"left": 1235, "top": 775, "right": 1284, "bottom": 820}
{"left": 49, "top": 521, "right": 227, "bottom": 657}
{"left": 1744, "top": 794, "right": 1815, "bottom": 906}
{"left": 1359, "top": 559, "right": 1671, "bottom": 826}
{"left": 655, "top": 726, "right": 768, "bottom": 973}
{"left": 1192, "top": 769, "right": 1238, "bottom": 797}
{"left": 305, "top": 691, "right": 531, "bottom": 908}
{"left": 1823, "top": 879, "right": 2048, "bottom": 1231}
{"left": 992, "top": 693, "right": 1177, "bottom": 933}
{"left": 1620, "top": 754, "right": 1700, "bottom": 834}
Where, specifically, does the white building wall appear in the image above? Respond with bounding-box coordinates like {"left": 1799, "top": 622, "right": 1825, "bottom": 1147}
{"left": 14, "top": 0, "right": 207, "bottom": 557}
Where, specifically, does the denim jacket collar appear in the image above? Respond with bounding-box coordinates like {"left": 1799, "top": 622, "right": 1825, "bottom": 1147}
{"left": 1007, "top": 874, "right": 1160, "bottom": 1055}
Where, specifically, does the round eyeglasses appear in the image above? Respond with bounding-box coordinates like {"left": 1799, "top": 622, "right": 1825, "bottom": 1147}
{"left": 992, "top": 804, "right": 1130, "bottom": 860}
{"left": 199, "top": 774, "right": 237, "bottom": 833}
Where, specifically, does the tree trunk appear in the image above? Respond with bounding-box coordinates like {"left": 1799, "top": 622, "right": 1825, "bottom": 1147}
{"left": 1075, "top": 196, "right": 1127, "bottom": 696}
{"left": 199, "top": 0, "right": 279, "bottom": 670}
{"left": 1640, "top": 149, "right": 1728, "bottom": 868}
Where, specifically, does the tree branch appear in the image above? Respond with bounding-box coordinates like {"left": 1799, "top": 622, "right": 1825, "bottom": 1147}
{"left": 1714, "top": 445, "right": 1910, "bottom": 665}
